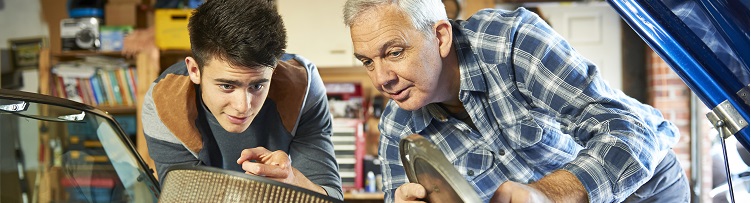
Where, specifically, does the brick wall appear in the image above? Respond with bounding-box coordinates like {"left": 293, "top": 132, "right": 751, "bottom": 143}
{"left": 647, "top": 49, "right": 713, "bottom": 202}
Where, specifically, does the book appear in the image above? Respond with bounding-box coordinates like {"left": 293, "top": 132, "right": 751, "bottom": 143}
{"left": 98, "top": 70, "right": 116, "bottom": 106}
{"left": 115, "top": 69, "right": 132, "bottom": 106}
{"left": 126, "top": 68, "right": 138, "bottom": 102}
{"left": 90, "top": 76, "right": 103, "bottom": 105}
{"left": 52, "top": 62, "right": 97, "bottom": 78}
{"left": 62, "top": 77, "right": 83, "bottom": 103}
{"left": 108, "top": 70, "right": 123, "bottom": 105}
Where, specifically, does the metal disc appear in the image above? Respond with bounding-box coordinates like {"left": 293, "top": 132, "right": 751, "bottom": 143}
{"left": 400, "top": 134, "right": 482, "bottom": 203}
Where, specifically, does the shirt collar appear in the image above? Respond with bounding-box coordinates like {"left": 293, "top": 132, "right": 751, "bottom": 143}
{"left": 452, "top": 20, "right": 488, "bottom": 93}
{"left": 410, "top": 106, "right": 430, "bottom": 134}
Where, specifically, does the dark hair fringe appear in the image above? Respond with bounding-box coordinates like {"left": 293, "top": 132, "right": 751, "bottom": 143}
{"left": 189, "top": 0, "right": 287, "bottom": 69}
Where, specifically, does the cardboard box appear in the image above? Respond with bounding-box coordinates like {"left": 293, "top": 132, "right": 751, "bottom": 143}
{"left": 105, "top": 3, "right": 147, "bottom": 28}
{"left": 100, "top": 26, "right": 134, "bottom": 51}
{"left": 154, "top": 9, "right": 193, "bottom": 50}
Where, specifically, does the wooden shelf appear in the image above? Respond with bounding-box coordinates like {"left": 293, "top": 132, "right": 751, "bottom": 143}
{"left": 52, "top": 49, "right": 191, "bottom": 58}
{"left": 318, "top": 66, "right": 367, "bottom": 76}
{"left": 95, "top": 105, "right": 137, "bottom": 114}
{"left": 54, "top": 50, "right": 127, "bottom": 58}
{"left": 343, "top": 192, "right": 384, "bottom": 200}
{"left": 61, "top": 164, "right": 116, "bottom": 171}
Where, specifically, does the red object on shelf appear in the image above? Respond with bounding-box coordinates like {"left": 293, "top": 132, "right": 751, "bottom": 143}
{"left": 327, "top": 82, "right": 367, "bottom": 191}
{"left": 332, "top": 118, "right": 366, "bottom": 191}
{"left": 60, "top": 176, "right": 116, "bottom": 188}
{"left": 354, "top": 120, "right": 365, "bottom": 190}
{"left": 325, "top": 83, "right": 362, "bottom": 100}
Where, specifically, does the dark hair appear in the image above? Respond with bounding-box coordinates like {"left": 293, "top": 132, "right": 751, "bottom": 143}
{"left": 189, "top": 0, "right": 286, "bottom": 69}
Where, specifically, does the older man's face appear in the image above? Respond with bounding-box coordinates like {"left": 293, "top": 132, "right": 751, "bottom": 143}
{"left": 350, "top": 5, "right": 448, "bottom": 111}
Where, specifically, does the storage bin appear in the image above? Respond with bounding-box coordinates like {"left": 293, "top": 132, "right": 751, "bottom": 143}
{"left": 155, "top": 9, "right": 193, "bottom": 50}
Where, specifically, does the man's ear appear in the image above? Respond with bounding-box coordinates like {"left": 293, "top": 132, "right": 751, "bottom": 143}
{"left": 435, "top": 20, "right": 453, "bottom": 58}
{"left": 186, "top": 57, "right": 201, "bottom": 84}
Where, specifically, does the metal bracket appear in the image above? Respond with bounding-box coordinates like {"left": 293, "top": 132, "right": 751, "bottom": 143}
{"left": 706, "top": 100, "right": 748, "bottom": 139}
{"left": 738, "top": 85, "right": 749, "bottom": 105}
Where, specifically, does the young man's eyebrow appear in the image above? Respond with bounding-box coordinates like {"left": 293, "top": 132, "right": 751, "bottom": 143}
{"left": 213, "top": 78, "right": 270, "bottom": 86}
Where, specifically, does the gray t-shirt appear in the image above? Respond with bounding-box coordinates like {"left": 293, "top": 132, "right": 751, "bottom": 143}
{"left": 142, "top": 53, "right": 342, "bottom": 200}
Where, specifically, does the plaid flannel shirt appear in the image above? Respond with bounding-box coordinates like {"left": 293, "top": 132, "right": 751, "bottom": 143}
{"left": 377, "top": 8, "right": 679, "bottom": 203}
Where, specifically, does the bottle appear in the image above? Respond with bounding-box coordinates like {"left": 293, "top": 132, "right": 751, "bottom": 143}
{"left": 376, "top": 174, "right": 383, "bottom": 192}
{"left": 365, "top": 171, "right": 376, "bottom": 193}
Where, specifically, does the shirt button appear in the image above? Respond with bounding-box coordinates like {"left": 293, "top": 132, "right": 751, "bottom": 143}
{"left": 499, "top": 149, "right": 506, "bottom": 156}
{"left": 467, "top": 170, "right": 475, "bottom": 176}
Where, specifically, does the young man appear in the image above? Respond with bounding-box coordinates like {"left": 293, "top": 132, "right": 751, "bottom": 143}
{"left": 142, "top": 0, "right": 342, "bottom": 199}
{"left": 343, "top": 0, "right": 689, "bottom": 202}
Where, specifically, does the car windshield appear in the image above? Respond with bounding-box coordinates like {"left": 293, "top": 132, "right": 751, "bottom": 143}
{"left": 0, "top": 92, "right": 159, "bottom": 203}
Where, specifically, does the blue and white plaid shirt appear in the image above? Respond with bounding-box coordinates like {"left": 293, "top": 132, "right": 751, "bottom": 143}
{"left": 378, "top": 8, "right": 679, "bottom": 203}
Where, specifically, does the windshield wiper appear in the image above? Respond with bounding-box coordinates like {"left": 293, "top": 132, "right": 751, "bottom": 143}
{"left": 0, "top": 108, "right": 85, "bottom": 123}
{"left": 57, "top": 111, "right": 86, "bottom": 121}
{"left": 0, "top": 101, "right": 28, "bottom": 112}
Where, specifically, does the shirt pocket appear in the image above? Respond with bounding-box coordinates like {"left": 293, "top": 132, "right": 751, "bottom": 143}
{"left": 451, "top": 146, "right": 495, "bottom": 182}
{"left": 505, "top": 116, "right": 580, "bottom": 173}
{"left": 505, "top": 116, "right": 543, "bottom": 149}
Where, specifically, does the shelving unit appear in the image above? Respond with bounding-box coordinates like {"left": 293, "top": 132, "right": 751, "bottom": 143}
{"left": 344, "top": 192, "right": 385, "bottom": 203}
{"left": 38, "top": 46, "right": 190, "bottom": 180}
{"left": 52, "top": 50, "right": 129, "bottom": 57}
{"left": 39, "top": 49, "right": 139, "bottom": 101}
{"left": 97, "top": 105, "right": 137, "bottom": 114}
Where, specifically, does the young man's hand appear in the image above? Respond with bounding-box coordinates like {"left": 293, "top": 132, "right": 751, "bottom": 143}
{"left": 236, "top": 147, "right": 326, "bottom": 195}
{"left": 394, "top": 183, "right": 427, "bottom": 203}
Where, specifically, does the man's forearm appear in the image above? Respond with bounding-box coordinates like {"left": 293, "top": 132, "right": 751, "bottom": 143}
{"left": 529, "top": 170, "right": 589, "bottom": 203}
{"left": 292, "top": 168, "right": 328, "bottom": 195}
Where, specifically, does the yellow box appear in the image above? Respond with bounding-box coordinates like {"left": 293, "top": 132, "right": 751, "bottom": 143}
{"left": 155, "top": 9, "right": 193, "bottom": 50}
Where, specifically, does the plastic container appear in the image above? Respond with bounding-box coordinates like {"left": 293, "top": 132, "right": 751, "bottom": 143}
{"left": 365, "top": 171, "right": 376, "bottom": 193}
{"left": 154, "top": 9, "right": 193, "bottom": 50}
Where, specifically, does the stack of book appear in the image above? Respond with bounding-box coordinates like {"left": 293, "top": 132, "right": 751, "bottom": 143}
{"left": 51, "top": 56, "right": 137, "bottom": 107}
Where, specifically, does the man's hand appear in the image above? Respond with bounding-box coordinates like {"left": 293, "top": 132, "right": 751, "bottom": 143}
{"left": 490, "top": 170, "right": 587, "bottom": 203}
{"left": 489, "top": 181, "right": 553, "bottom": 203}
{"left": 394, "top": 183, "right": 427, "bottom": 203}
{"left": 236, "top": 147, "right": 326, "bottom": 195}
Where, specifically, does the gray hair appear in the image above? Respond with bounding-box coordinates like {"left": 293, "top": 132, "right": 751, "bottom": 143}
{"left": 343, "top": 0, "right": 448, "bottom": 36}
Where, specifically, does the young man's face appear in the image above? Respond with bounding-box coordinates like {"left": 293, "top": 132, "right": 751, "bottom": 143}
{"left": 186, "top": 57, "right": 273, "bottom": 133}
{"left": 350, "top": 5, "right": 453, "bottom": 111}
